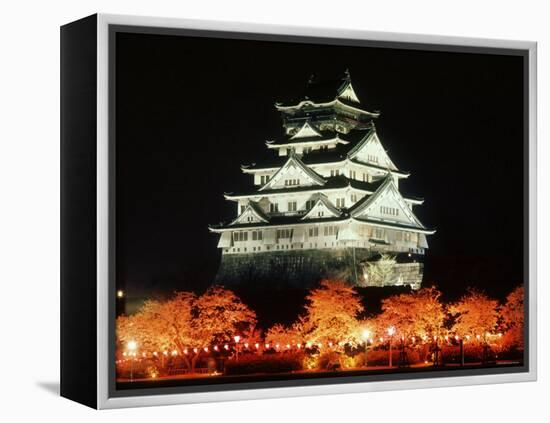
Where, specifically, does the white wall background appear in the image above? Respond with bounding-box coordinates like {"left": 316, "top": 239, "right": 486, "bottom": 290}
{"left": 0, "top": 0, "right": 547, "bottom": 420}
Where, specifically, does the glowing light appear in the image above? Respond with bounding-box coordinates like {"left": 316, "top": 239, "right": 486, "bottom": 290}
{"left": 127, "top": 340, "right": 137, "bottom": 351}
{"left": 163, "top": 350, "right": 168, "bottom": 356}
{"left": 297, "top": 343, "right": 301, "bottom": 349}
{"left": 379, "top": 337, "right": 384, "bottom": 342}
{"left": 369, "top": 339, "right": 373, "bottom": 344}
{"left": 213, "top": 346, "right": 219, "bottom": 351}
{"left": 122, "top": 352, "right": 127, "bottom": 357}
{"left": 454, "top": 335, "right": 459, "bottom": 341}
{"left": 116, "top": 290, "right": 124, "bottom": 298}
{"left": 204, "top": 347, "right": 209, "bottom": 353}
{"left": 183, "top": 349, "right": 188, "bottom": 355}
{"left": 412, "top": 336, "right": 416, "bottom": 343}
{"left": 328, "top": 342, "right": 333, "bottom": 347}
{"left": 193, "top": 348, "right": 198, "bottom": 354}
{"left": 265, "top": 343, "right": 270, "bottom": 349}
{"left": 234, "top": 335, "right": 241, "bottom": 343}
{"left": 153, "top": 351, "right": 158, "bottom": 356}
{"left": 244, "top": 343, "right": 249, "bottom": 348}
{"left": 318, "top": 343, "right": 323, "bottom": 348}
{"left": 306, "top": 342, "right": 312, "bottom": 348}
{"left": 275, "top": 343, "right": 280, "bottom": 350}
{"left": 466, "top": 335, "right": 471, "bottom": 340}
{"left": 172, "top": 350, "right": 178, "bottom": 356}
{"left": 476, "top": 334, "right": 481, "bottom": 340}
{"left": 362, "top": 330, "right": 370, "bottom": 340}
{"left": 142, "top": 352, "right": 146, "bottom": 357}
{"left": 498, "top": 333, "right": 502, "bottom": 337}
{"left": 224, "top": 344, "right": 229, "bottom": 350}
{"left": 387, "top": 326, "right": 396, "bottom": 336}
{"left": 255, "top": 343, "right": 259, "bottom": 349}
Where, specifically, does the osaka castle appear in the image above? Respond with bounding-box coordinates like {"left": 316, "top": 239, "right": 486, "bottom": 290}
{"left": 209, "top": 71, "right": 435, "bottom": 290}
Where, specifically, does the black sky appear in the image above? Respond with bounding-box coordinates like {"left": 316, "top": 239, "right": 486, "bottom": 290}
{"left": 115, "top": 31, "right": 525, "bottom": 302}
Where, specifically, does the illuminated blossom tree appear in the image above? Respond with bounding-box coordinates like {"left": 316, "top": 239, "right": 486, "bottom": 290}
{"left": 500, "top": 285, "right": 524, "bottom": 350}
{"left": 265, "top": 322, "right": 304, "bottom": 347}
{"left": 377, "top": 287, "right": 446, "bottom": 342}
{"left": 301, "top": 279, "right": 364, "bottom": 347}
{"left": 116, "top": 287, "right": 256, "bottom": 373}
{"left": 450, "top": 288, "right": 499, "bottom": 343}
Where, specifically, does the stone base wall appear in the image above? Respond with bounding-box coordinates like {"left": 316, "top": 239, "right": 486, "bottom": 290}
{"left": 215, "top": 248, "right": 424, "bottom": 290}
{"left": 361, "top": 262, "right": 423, "bottom": 290}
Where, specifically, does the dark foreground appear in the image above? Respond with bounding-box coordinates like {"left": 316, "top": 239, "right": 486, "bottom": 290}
{"left": 117, "top": 361, "right": 524, "bottom": 391}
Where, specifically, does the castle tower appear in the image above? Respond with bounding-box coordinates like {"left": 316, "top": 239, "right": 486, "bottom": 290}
{"left": 209, "top": 71, "right": 435, "bottom": 289}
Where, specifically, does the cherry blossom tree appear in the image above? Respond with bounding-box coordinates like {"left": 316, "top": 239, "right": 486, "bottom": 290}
{"left": 500, "top": 285, "right": 524, "bottom": 350}
{"left": 116, "top": 287, "right": 256, "bottom": 373}
{"left": 449, "top": 288, "right": 499, "bottom": 343}
{"left": 377, "top": 287, "right": 446, "bottom": 342}
{"left": 265, "top": 322, "right": 304, "bottom": 347}
{"left": 301, "top": 279, "right": 364, "bottom": 347}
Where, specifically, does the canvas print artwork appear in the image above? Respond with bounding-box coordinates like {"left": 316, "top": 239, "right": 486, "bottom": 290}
{"left": 114, "top": 31, "right": 526, "bottom": 390}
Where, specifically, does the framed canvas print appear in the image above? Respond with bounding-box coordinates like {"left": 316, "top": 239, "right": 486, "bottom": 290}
{"left": 60, "top": 14, "right": 537, "bottom": 409}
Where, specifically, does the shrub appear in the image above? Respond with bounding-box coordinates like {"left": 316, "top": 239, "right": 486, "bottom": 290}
{"left": 224, "top": 353, "right": 303, "bottom": 375}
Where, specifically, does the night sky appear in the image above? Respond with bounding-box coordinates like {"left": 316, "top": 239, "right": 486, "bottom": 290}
{"left": 115, "top": 31, "right": 525, "bottom": 304}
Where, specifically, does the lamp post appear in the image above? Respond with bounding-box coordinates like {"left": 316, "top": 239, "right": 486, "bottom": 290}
{"left": 362, "top": 330, "right": 370, "bottom": 368}
{"left": 234, "top": 335, "right": 240, "bottom": 362}
{"left": 387, "top": 327, "right": 395, "bottom": 368}
{"left": 127, "top": 340, "right": 137, "bottom": 381}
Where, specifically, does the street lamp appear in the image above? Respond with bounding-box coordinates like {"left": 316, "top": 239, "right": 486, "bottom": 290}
{"left": 116, "top": 290, "right": 124, "bottom": 298}
{"left": 234, "top": 335, "right": 240, "bottom": 362}
{"left": 387, "top": 327, "right": 395, "bottom": 367}
{"left": 127, "top": 340, "right": 137, "bottom": 381}
{"left": 362, "top": 330, "right": 370, "bottom": 368}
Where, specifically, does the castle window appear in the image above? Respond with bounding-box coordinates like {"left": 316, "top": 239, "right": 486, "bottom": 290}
{"left": 288, "top": 201, "right": 297, "bottom": 212}
{"left": 318, "top": 211, "right": 324, "bottom": 217}
{"left": 308, "top": 227, "right": 319, "bottom": 237}
{"left": 277, "top": 228, "right": 293, "bottom": 240}
{"left": 373, "top": 228, "right": 384, "bottom": 239}
{"left": 252, "top": 230, "right": 263, "bottom": 241}
{"left": 323, "top": 226, "right": 338, "bottom": 236}
{"left": 380, "top": 206, "right": 399, "bottom": 216}
{"left": 351, "top": 194, "right": 358, "bottom": 203}
{"left": 349, "top": 170, "right": 356, "bottom": 179}
{"left": 330, "top": 169, "right": 340, "bottom": 177}
{"left": 233, "top": 232, "right": 248, "bottom": 242}
{"left": 270, "top": 203, "right": 279, "bottom": 213}
{"left": 261, "top": 175, "right": 267, "bottom": 185}
{"left": 240, "top": 205, "right": 246, "bottom": 214}
{"left": 336, "top": 198, "right": 345, "bottom": 208}
{"left": 367, "top": 154, "right": 379, "bottom": 164}
{"left": 306, "top": 200, "right": 316, "bottom": 210}
{"left": 284, "top": 179, "right": 299, "bottom": 186}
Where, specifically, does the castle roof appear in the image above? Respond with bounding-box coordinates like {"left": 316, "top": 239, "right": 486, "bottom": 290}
{"left": 275, "top": 72, "right": 379, "bottom": 117}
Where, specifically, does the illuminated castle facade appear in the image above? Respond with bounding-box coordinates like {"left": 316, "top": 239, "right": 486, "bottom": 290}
{"left": 210, "top": 71, "right": 434, "bottom": 289}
